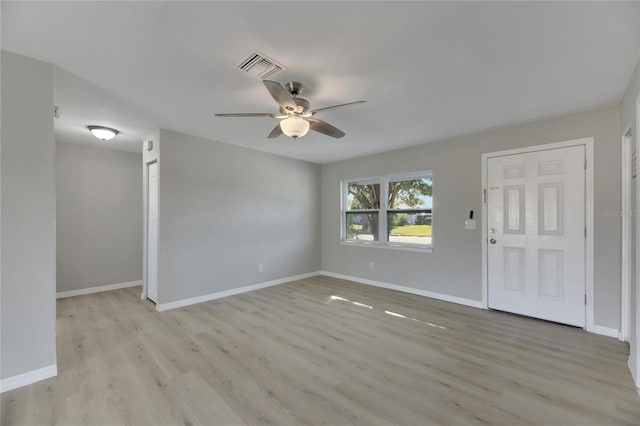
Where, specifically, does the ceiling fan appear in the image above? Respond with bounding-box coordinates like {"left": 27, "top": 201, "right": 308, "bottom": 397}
{"left": 215, "top": 80, "right": 365, "bottom": 139}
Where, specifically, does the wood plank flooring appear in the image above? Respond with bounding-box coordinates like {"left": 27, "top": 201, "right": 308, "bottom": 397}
{"left": 2, "top": 275, "right": 639, "bottom": 425}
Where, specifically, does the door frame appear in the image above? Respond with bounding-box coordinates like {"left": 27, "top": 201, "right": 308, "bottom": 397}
{"left": 621, "top": 125, "right": 633, "bottom": 342}
{"left": 142, "top": 159, "right": 159, "bottom": 302}
{"left": 634, "top": 93, "right": 640, "bottom": 388}
{"left": 481, "top": 137, "right": 595, "bottom": 332}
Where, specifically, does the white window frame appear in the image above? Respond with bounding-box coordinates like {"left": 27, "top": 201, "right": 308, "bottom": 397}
{"left": 341, "top": 170, "right": 433, "bottom": 252}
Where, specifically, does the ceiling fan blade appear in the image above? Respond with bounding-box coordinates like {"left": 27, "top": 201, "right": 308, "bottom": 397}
{"left": 263, "top": 80, "right": 297, "bottom": 112}
{"left": 310, "top": 100, "right": 366, "bottom": 115}
{"left": 307, "top": 118, "right": 346, "bottom": 139}
{"left": 214, "top": 113, "right": 278, "bottom": 117}
{"left": 268, "top": 124, "right": 283, "bottom": 139}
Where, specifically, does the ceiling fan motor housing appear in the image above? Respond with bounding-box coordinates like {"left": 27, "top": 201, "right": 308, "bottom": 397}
{"left": 280, "top": 97, "right": 310, "bottom": 115}
{"left": 285, "top": 81, "right": 304, "bottom": 96}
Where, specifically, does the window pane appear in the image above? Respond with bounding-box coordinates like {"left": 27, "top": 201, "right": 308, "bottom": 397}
{"left": 388, "top": 177, "right": 432, "bottom": 209}
{"left": 387, "top": 212, "right": 432, "bottom": 245}
{"left": 346, "top": 181, "right": 380, "bottom": 210}
{"left": 346, "top": 212, "right": 379, "bottom": 241}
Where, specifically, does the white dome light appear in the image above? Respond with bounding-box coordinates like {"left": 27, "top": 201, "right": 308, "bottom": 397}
{"left": 279, "top": 117, "right": 310, "bottom": 138}
{"left": 88, "top": 126, "right": 119, "bottom": 141}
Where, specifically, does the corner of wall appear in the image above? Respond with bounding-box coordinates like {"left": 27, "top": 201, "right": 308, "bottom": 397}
{"left": 1, "top": 50, "right": 57, "bottom": 383}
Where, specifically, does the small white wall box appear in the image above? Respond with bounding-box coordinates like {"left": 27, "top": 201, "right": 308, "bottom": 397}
{"left": 465, "top": 220, "right": 476, "bottom": 230}
{"left": 144, "top": 140, "right": 153, "bottom": 151}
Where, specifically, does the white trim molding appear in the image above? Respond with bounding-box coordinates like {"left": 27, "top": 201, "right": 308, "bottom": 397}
{"left": 155, "top": 272, "right": 321, "bottom": 312}
{"left": 56, "top": 280, "right": 142, "bottom": 299}
{"left": 621, "top": 125, "right": 633, "bottom": 342}
{"left": 319, "top": 271, "right": 484, "bottom": 309}
{"left": 321, "top": 270, "right": 619, "bottom": 339}
{"left": 593, "top": 325, "right": 622, "bottom": 340}
{"left": 481, "top": 138, "right": 595, "bottom": 332}
{"left": 633, "top": 92, "right": 640, "bottom": 390}
{"left": 0, "top": 364, "right": 57, "bottom": 393}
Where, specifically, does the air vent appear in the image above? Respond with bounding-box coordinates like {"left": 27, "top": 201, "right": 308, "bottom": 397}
{"left": 236, "top": 50, "right": 286, "bottom": 80}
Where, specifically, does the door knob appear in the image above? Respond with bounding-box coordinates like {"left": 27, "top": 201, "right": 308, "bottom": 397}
{"left": 490, "top": 238, "right": 497, "bottom": 244}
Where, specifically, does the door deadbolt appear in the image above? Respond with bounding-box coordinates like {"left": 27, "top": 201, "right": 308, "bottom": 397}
{"left": 490, "top": 238, "right": 497, "bottom": 244}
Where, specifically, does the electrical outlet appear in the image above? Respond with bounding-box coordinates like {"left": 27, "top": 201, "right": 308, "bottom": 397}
{"left": 369, "top": 261, "right": 374, "bottom": 270}
{"left": 258, "top": 264, "right": 264, "bottom": 273}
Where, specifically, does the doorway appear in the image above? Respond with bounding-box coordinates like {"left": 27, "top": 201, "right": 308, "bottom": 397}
{"left": 146, "top": 161, "right": 158, "bottom": 303}
{"left": 622, "top": 126, "right": 634, "bottom": 341}
{"left": 481, "top": 139, "right": 594, "bottom": 330}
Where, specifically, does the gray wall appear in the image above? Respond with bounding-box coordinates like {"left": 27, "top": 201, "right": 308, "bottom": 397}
{"left": 622, "top": 56, "right": 639, "bottom": 383}
{"left": 56, "top": 142, "right": 142, "bottom": 293}
{"left": 155, "top": 129, "right": 320, "bottom": 304}
{"left": 1, "top": 51, "right": 56, "bottom": 379}
{"left": 321, "top": 105, "right": 621, "bottom": 330}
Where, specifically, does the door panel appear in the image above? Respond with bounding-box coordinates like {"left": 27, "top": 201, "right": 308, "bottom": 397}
{"left": 538, "top": 183, "right": 563, "bottom": 235}
{"left": 503, "top": 185, "right": 525, "bottom": 234}
{"left": 503, "top": 247, "right": 525, "bottom": 293}
{"left": 487, "top": 146, "right": 585, "bottom": 327}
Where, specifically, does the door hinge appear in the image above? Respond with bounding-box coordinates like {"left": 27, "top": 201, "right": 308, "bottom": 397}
{"left": 584, "top": 159, "right": 587, "bottom": 170}
{"left": 584, "top": 294, "right": 587, "bottom": 305}
{"left": 585, "top": 227, "right": 587, "bottom": 237}
{"left": 483, "top": 189, "right": 487, "bottom": 204}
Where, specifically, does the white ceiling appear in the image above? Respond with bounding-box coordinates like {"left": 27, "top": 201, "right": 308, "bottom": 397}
{"left": 2, "top": 1, "right": 638, "bottom": 163}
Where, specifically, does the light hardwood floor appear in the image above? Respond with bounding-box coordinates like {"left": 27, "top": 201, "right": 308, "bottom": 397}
{"left": 2, "top": 275, "right": 639, "bottom": 425}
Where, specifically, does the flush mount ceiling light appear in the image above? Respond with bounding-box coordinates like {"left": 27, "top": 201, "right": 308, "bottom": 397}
{"left": 88, "top": 125, "right": 119, "bottom": 141}
{"left": 279, "top": 116, "right": 310, "bottom": 139}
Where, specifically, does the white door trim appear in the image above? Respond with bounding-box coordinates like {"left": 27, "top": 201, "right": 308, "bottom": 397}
{"left": 143, "top": 159, "right": 159, "bottom": 302}
{"left": 481, "top": 137, "right": 595, "bottom": 332}
{"left": 634, "top": 93, "right": 640, "bottom": 388}
{"left": 621, "top": 125, "right": 633, "bottom": 342}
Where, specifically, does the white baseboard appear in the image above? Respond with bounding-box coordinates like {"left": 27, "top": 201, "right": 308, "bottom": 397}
{"left": 0, "top": 364, "right": 57, "bottom": 393}
{"left": 156, "top": 271, "right": 321, "bottom": 312}
{"left": 56, "top": 280, "right": 142, "bottom": 299}
{"left": 593, "top": 325, "right": 622, "bottom": 339}
{"left": 320, "top": 271, "right": 626, "bottom": 340}
{"left": 319, "top": 271, "right": 484, "bottom": 309}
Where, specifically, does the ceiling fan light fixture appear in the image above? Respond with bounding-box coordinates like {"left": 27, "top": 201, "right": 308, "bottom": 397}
{"left": 279, "top": 116, "right": 310, "bottom": 138}
{"left": 215, "top": 80, "right": 363, "bottom": 139}
{"left": 88, "top": 125, "right": 119, "bottom": 141}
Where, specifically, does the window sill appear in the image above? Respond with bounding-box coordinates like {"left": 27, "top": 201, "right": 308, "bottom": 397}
{"left": 340, "top": 241, "right": 433, "bottom": 253}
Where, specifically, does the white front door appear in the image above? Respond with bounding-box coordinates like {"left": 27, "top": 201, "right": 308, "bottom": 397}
{"left": 487, "top": 146, "right": 586, "bottom": 327}
{"left": 147, "top": 162, "right": 159, "bottom": 303}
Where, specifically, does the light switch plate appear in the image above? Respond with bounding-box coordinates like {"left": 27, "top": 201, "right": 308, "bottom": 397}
{"left": 465, "top": 220, "right": 476, "bottom": 230}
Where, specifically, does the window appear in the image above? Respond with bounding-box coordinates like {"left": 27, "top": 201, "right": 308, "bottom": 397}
{"left": 345, "top": 179, "right": 381, "bottom": 242}
{"left": 387, "top": 174, "right": 433, "bottom": 246}
{"left": 342, "top": 171, "right": 433, "bottom": 249}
